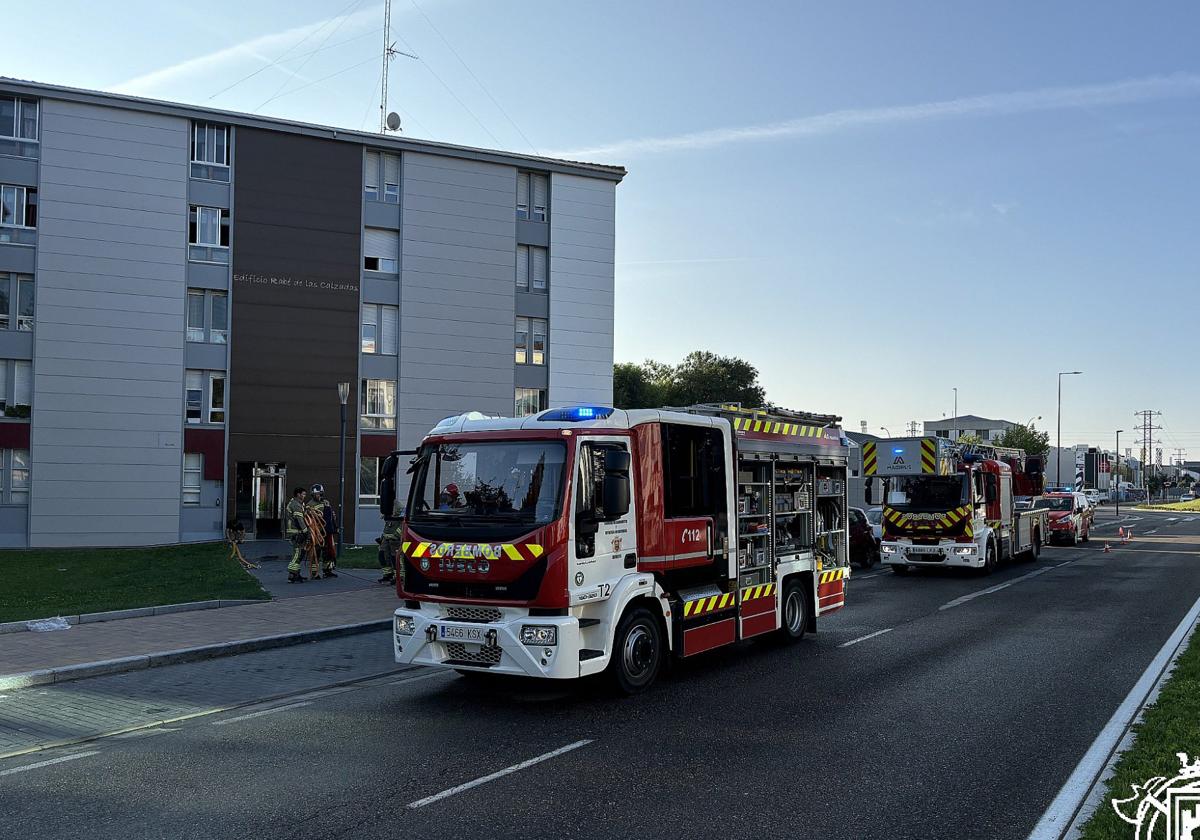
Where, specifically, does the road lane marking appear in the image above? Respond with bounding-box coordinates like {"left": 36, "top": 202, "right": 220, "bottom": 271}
{"left": 211, "top": 701, "right": 312, "bottom": 726}
{"left": 0, "top": 751, "right": 99, "bottom": 777}
{"left": 939, "top": 566, "right": 1058, "bottom": 611}
{"left": 1026, "top": 590, "right": 1200, "bottom": 840}
{"left": 840, "top": 628, "right": 893, "bottom": 647}
{"left": 406, "top": 739, "right": 593, "bottom": 809}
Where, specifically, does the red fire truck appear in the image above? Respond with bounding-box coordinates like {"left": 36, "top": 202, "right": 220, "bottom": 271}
{"left": 380, "top": 404, "right": 852, "bottom": 693}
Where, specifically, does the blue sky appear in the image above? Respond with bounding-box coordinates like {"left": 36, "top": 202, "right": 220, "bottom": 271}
{"left": 8, "top": 1, "right": 1199, "bottom": 455}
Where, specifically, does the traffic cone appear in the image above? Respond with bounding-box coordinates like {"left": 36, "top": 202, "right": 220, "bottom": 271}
{"left": 1118, "top": 526, "right": 1125, "bottom": 540}
{"left": 1123, "top": 528, "right": 1132, "bottom": 544}
{"left": 1103, "top": 541, "right": 1110, "bottom": 553}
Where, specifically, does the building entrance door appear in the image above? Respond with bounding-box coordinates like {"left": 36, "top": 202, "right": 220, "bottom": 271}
{"left": 235, "top": 462, "right": 287, "bottom": 538}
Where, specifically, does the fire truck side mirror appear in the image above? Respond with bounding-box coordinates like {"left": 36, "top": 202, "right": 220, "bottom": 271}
{"left": 378, "top": 454, "right": 400, "bottom": 518}
{"left": 602, "top": 473, "right": 630, "bottom": 520}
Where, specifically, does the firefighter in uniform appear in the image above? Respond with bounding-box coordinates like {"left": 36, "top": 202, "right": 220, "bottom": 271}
{"left": 307, "top": 483, "right": 339, "bottom": 579}
{"left": 377, "top": 498, "right": 404, "bottom": 585}
{"left": 285, "top": 486, "right": 309, "bottom": 583}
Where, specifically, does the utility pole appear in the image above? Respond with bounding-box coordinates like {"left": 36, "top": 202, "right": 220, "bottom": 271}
{"left": 379, "top": 0, "right": 418, "bottom": 133}
{"left": 1133, "top": 410, "right": 1162, "bottom": 494}
{"left": 952, "top": 388, "right": 957, "bottom": 441}
{"left": 906, "top": 420, "right": 920, "bottom": 436}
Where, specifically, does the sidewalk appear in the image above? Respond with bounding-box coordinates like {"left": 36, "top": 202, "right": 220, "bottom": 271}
{"left": 0, "top": 585, "right": 399, "bottom": 690}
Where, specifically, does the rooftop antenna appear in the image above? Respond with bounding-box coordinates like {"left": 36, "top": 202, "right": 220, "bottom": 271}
{"left": 380, "top": 0, "right": 418, "bottom": 133}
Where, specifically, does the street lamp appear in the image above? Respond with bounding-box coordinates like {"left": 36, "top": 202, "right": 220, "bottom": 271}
{"left": 1115, "top": 430, "right": 1123, "bottom": 518}
{"left": 1026, "top": 415, "right": 1042, "bottom": 427}
{"left": 952, "top": 387, "right": 958, "bottom": 441}
{"left": 337, "top": 381, "right": 350, "bottom": 556}
{"left": 1056, "top": 371, "right": 1082, "bottom": 488}
{"left": 879, "top": 426, "right": 892, "bottom": 438}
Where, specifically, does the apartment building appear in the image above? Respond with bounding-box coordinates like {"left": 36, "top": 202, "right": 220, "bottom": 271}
{"left": 0, "top": 78, "right": 623, "bottom": 548}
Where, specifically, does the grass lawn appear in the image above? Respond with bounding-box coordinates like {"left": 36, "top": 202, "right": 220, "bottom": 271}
{"left": 0, "top": 542, "right": 268, "bottom": 623}
{"left": 1136, "top": 499, "right": 1200, "bottom": 512}
{"left": 1078, "top": 628, "right": 1200, "bottom": 839}
{"left": 337, "top": 544, "right": 385, "bottom": 570}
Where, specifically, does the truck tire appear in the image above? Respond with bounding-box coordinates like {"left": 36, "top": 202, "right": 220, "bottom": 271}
{"left": 1018, "top": 531, "right": 1041, "bottom": 563}
{"left": 607, "top": 606, "right": 663, "bottom": 695}
{"left": 780, "top": 578, "right": 809, "bottom": 641}
{"left": 979, "top": 540, "right": 998, "bottom": 575}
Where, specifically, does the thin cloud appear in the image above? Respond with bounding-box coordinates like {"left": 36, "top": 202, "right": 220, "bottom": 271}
{"left": 112, "top": 6, "right": 380, "bottom": 96}
{"left": 555, "top": 73, "right": 1200, "bottom": 161}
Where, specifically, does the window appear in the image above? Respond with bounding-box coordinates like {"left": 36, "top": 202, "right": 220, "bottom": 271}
{"left": 185, "top": 370, "right": 203, "bottom": 424}
{"left": 186, "top": 290, "right": 228, "bottom": 343}
{"left": 364, "top": 228, "right": 399, "bottom": 272}
{"left": 9, "top": 449, "right": 29, "bottom": 505}
{"left": 208, "top": 373, "right": 225, "bottom": 424}
{"left": 361, "top": 379, "right": 396, "bottom": 430}
{"left": 516, "top": 245, "right": 548, "bottom": 293}
{"left": 191, "top": 122, "right": 230, "bottom": 181}
{"left": 517, "top": 172, "right": 548, "bottom": 221}
{"left": 0, "top": 185, "right": 36, "bottom": 244}
{"left": 182, "top": 453, "right": 202, "bottom": 505}
{"left": 360, "top": 456, "right": 381, "bottom": 502}
{"left": 362, "top": 304, "right": 398, "bottom": 355}
{"left": 188, "top": 206, "right": 230, "bottom": 263}
{"left": 515, "top": 318, "right": 547, "bottom": 365}
{"left": 661, "top": 423, "right": 728, "bottom": 519}
{"left": 0, "top": 96, "right": 38, "bottom": 157}
{"left": 0, "top": 273, "right": 34, "bottom": 332}
{"left": 210, "top": 292, "right": 228, "bottom": 344}
{"left": 515, "top": 388, "right": 546, "bottom": 417}
{"left": 12, "top": 361, "right": 30, "bottom": 417}
{"left": 186, "top": 291, "right": 205, "bottom": 342}
{"left": 364, "top": 151, "right": 400, "bottom": 203}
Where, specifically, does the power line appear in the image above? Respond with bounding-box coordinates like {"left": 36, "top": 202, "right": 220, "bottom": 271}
{"left": 255, "top": 54, "right": 381, "bottom": 109}
{"left": 389, "top": 27, "right": 503, "bottom": 147}
{"left": 408, "top": 0, "right": 539, "bottom": 154}
{"left": 256, "top": 0, "right": 369, "bottom": 111}
{"left": 207, "top": 28, "right": 378, "bottom": 102}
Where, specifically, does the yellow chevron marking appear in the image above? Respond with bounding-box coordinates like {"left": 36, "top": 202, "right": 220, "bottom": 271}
{"left": 527, "top": 544, "right": 544, "bottom": 559}
{"left": 413, "top": 542, "right": 429, "bottom": 558}
{"left": 500, "top": 544, "right": 521, "bottom": 561}
{"left": 401, "top": 541, "right": 411, "bottom": 553}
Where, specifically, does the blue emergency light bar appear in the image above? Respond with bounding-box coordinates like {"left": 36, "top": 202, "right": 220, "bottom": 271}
{"left": 538, "top": 405, "right": 615, "bottom": 422}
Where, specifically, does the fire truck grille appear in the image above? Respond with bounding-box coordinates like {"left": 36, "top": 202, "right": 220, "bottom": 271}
{"left": 442, "top": 606, "right": 503, "bottom": 623}
{"left": 444, "top": 643, "right": 502, "bottom": 666}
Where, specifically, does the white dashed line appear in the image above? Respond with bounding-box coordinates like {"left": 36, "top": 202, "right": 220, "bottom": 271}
{"left": 840, "top": 628, "right": 893, "bottom": 647}
{"left": 939, "top": 566, "right": 1057, "bottom": 611}
{"left": 406, "top": 739, "right": 594, "bottom": 809}
{"left": 211, "top": 701, "right": 312, "bottom": 726}
{"left": 0, "top": 751, "right": 99, "bottom": 777}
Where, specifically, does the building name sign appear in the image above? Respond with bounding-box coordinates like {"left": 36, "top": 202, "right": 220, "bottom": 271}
{"left": 234, "top": 273, "right": 357, "bottom": 294}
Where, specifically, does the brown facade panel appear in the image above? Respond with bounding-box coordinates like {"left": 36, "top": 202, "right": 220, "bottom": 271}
{"left": 229, "top": 127, "right": 361, "bottom": 538}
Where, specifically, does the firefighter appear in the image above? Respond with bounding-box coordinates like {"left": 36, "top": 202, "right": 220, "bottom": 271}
{"left": 377, "top": 500, "right": 404, "bottom": 585}
{"left": 285, "top": 486, "right": 309, "bottom": 583}
{"left": 307, "top": 483, "right": 339, "bottom": 578}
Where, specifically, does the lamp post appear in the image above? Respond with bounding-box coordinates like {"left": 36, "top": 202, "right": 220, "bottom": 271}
{"left": 952, "top": 387, "right": 958, "bottom": 441}
{"left": 879, "top": 426, "right": 892, "bottom": 438}
{"left": 1026, "top": 415, "right": 1042, "bottom": 427}
{"left": 1056, "top": 371, "right": 1082, "bottom": 488}
{"left": 1115, "top": 429, "right": 1123, "bottom": 519}
{"left": 337, "top": 382, "right": 350, "bottom": 557}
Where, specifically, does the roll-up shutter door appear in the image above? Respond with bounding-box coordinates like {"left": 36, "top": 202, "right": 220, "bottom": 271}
{"left": 364, "top": 228, "right": 399, "bottom": 260}
{"left": 380, "top": 305, "right": 399, "bottom": 355}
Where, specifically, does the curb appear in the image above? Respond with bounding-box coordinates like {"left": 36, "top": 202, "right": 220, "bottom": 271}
{"left": 0, "top": 618, "right": 391, "bottom": 691}
{"left": 0, "top": 598, "right": 268, "bottom": 635}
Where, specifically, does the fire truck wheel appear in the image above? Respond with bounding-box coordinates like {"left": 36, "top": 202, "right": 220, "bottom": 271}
{"left": 780, "top": 579, "right": 808, "bottom": 641}
{"left": 608, "top": 606, "right": 663, "bottom": 694}
{"left": 980, "top": 540, "right": 998, "bottom": 575}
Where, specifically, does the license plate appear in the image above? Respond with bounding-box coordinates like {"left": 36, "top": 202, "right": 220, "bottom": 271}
{"left": 907, "top": 545, "right": 942, "bottom": 554}
{"left": 437, "top": 624, "right": 485, "bottom": 643}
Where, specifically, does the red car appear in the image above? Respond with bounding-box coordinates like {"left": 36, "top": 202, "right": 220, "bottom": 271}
{"left": 1033, "top": 492, "right": 1090, "bottom": 545}
{"left": 849, "top": 507, "right": 880, "bottom": 568}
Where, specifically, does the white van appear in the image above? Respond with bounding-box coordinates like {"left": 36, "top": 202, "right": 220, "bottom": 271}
{"left": 1082, "top": 488, "right": 1102, "bottom": 508}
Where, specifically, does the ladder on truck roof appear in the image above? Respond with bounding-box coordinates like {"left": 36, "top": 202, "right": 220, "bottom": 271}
{"left": 680, "top": 402, "right": 842, "bottom": 428}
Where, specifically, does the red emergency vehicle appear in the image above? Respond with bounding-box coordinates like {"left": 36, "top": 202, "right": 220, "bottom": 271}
{"left": 381, "top": 404, "right": 852, "bottom": 693}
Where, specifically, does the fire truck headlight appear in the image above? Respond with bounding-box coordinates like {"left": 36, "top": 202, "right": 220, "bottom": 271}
{"left": 954, "top": 546, "right": 974, "bottom": 556}
{"left": 520, "top": 625, "right": 558, "bottom": 646}
{"left": 394, "top": 615, "right": 416, "bottom": 637}
{"left": 880, "top": 545, "right": 896, "bottom": 555}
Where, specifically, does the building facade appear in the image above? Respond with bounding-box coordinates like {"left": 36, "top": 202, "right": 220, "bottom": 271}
{"left": 0, "top": 78, "right": 623, "bottom": 548}
{"left": 923, "top": 415, "right": 1016, "bottom": 443}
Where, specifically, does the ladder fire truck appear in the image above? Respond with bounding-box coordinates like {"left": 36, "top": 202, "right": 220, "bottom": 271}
{"left": 863, "top": 437, "right": 1048, "bottom": 574}
{"left": 380, "top": 404, "right": 852, "bottom": 693}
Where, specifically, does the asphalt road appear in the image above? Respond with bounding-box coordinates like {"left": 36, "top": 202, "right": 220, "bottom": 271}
{"left": 2, "top": 507, "right": 1198, "bottom": 840}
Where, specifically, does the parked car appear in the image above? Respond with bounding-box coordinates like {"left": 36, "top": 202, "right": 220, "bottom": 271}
{"left": 865, "top": 506, "right": 883, "bottom": 542}
{"left": 1033, "top": 492, "right": 1091, "bottom": 545}
{"left": 849, "top": 507, "right": 880, "bottom": 569}
{"left": 1083, "top": 488, "right": 1102, "bottom": 508}
{"left": 1179, "top": 492, "right": 1196, "bottom": 502}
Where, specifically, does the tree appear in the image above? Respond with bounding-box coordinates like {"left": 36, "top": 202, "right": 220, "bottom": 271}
{"left": 995, "top": 423, "right": 1051, "bottom": 459}
{"left": 613, "top": 362, "right": 664, "bottom": 409}
{"left": 611, "top": 351, "right": 768, "bottom": 410}
{"left": 956, "top": 433, "right": 984, "bottom": 445}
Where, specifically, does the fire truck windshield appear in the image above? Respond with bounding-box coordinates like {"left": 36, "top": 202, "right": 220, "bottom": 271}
{"left": 888, "top": 475, "right": 967, "bottom": 511}
{"left": 408, "top": 440, "right": 567, "bottom": 531}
